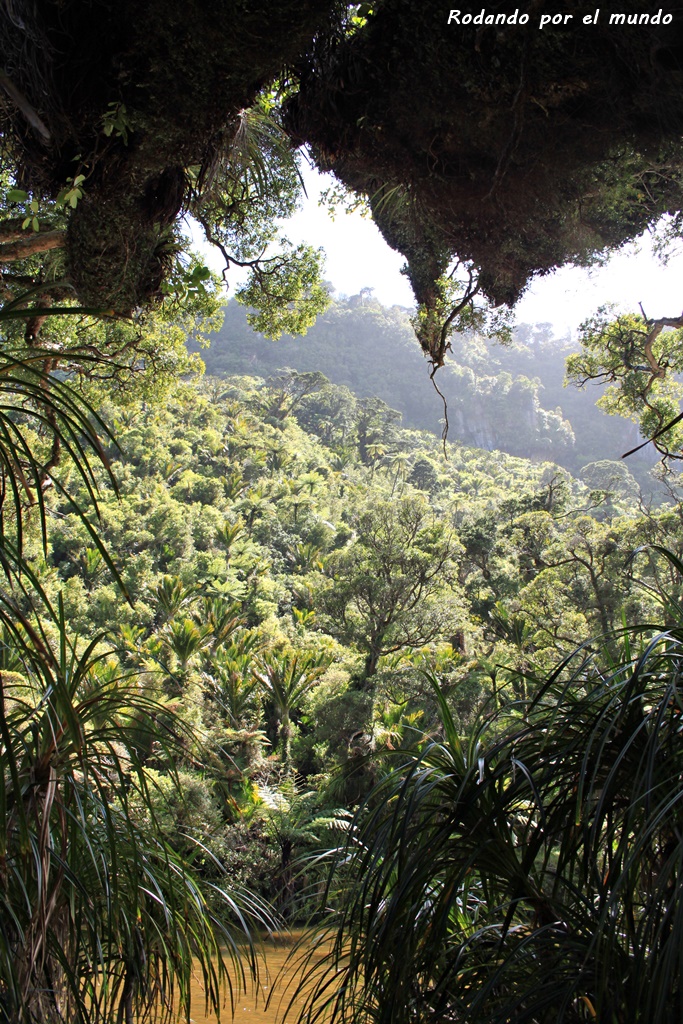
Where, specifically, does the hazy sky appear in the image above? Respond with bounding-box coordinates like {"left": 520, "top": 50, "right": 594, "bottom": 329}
{"left": 207, "top": 161, "right": 683, "bottom": 338}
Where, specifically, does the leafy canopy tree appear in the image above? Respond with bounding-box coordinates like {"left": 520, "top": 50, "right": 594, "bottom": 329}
{"left": 567, "top": 306, "right": 683, "bottom": 462}
{"left": 319, "top": 494, "right": 460, "bottom": 682}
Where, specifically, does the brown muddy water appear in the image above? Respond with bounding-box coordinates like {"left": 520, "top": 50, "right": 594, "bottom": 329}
{"left": 185, "top": 932, "right": 333, "bottom": 1024}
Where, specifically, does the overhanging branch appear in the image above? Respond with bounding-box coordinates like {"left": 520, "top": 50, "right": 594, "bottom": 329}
{"left": 0, "top": 230, "right": 65, "bottom": 262}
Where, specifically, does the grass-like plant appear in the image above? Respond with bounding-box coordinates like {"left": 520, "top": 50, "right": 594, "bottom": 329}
{"left": 296, "top": 604, "right": 683, "bottom": 1024}
{"left": 0, "top": 554, "right": 272, "bottom": 1023}
{"left": 0, "top": 346, "right": 120, "bottom": 569}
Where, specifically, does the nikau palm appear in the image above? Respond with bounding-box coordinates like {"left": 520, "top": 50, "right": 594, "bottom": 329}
{"left": 255, "top": 650, "right": 330, "bottom": 769}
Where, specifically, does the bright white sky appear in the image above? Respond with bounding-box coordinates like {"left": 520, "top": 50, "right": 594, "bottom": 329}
{"left": 204, "top": 162, "right": 683, "bottom": 339}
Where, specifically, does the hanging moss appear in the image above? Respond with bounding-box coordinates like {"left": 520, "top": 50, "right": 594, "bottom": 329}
{"left": 1, "top": 0, "right": 339, "bottom": 311}
{"left": 4, "top": 0, "right": 683, "bottom": 322}
{"left": 286, "top": 0, "right": 683, "bottom": 315}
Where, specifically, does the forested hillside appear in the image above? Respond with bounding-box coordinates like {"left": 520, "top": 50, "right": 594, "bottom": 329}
{"left": 15, "top": 369, "right": 678, "bottom": 922}
{"left": 200, "top": 297, "right": 655, "bottom": 482}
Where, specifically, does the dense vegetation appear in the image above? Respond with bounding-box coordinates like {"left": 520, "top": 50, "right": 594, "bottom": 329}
{"left": 300, "top": 617, "right": 683, "bottom": 1024}
{"left": 5, "top": 3, "right": 683, "bottom": 1021}
{"left": 3, "top": 342, "right": 683, "bottom": 1019}
{"left": 43, "top": 367, "right": 683, "bottom": 725}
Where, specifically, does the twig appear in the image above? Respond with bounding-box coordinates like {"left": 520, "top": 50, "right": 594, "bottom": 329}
{"left": 429, "top": 362, "right": 449, "bottom": 459}
{"left": 622, "top": 411, "right": 683, "bottom": 459}
{"left": 0, "top": 70, "right": 50, "bottom": 141}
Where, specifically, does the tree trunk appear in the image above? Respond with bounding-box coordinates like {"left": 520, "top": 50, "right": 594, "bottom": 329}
{"left": 280, "top": 710, "right": 292, "bottom": 769}
{"left": 363, "top": 644, "right": 383, "bottom": 684}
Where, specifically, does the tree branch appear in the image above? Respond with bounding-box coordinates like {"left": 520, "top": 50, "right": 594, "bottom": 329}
{"left": 638, "top": 305, "right": 683, "bottom": 379}
{"left": 0, "top": 230, "right": 65, "bottom": 262}
{"left": 0, "top": 217, "right": 41, "bottom": 243}
{"left": 622, "top": 411, "right": 683, "bottom": 459}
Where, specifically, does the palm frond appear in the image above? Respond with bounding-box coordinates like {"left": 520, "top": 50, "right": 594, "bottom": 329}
{"left": 297, "top": 618, "right": 683, "bottom": 1024}
{"left": 0, "top": 346, "right": 123, "bottom": 589}
{"left": 0, "top": 563, "right": 272, "bottom": 1023}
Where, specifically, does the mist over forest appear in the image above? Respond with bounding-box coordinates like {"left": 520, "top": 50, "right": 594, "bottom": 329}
{"left": 200, "top": 295, "right": 655, "bottom": 482}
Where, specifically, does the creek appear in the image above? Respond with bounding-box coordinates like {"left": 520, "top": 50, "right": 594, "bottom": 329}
{"left": 185, "top": 932, "right": 330, "bottom": 1024}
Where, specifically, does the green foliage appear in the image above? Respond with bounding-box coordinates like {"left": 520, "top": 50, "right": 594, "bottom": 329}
{"left": 299, "top": 619, "right": 683, "bottom": 1024}
{"left": 254, "top": 649, "right": 331, "bottom": 769}
{"left": 4, "top": 342, "right": 683, "bottom": 1015}
{"left": 0, "top": 347, "right": 118, "bottom": 562}
{"left": 4, "top": 10, "right": 683, "bottom": 1008}
{"left": 318, "top": 494, "right": 460, "bottom": 681}
{"left": 0, "top": 3, "right": 339, "bottom": 314}
{"left": 12, "top": 9, "right": 683, "bottom": 1011}
{"left": 205, "top": 631, "right": 264, "bottom": 730}
{"left": 39, "top": 365, "right": 682, "bottom": 698}
{"left": 197, "top": 298, "right": 650, "bottom": 480}
{"left": 0, "top": 562, "right": 269, "bottom": 1024}
{"left": 236, "top": 243, "right": 330, "bottom": 339}
{"left": 413, "top": 266, "right": 514, "bottom": 365}
{"left": 567, "top": 306, "right": 683, "bottom": 461}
